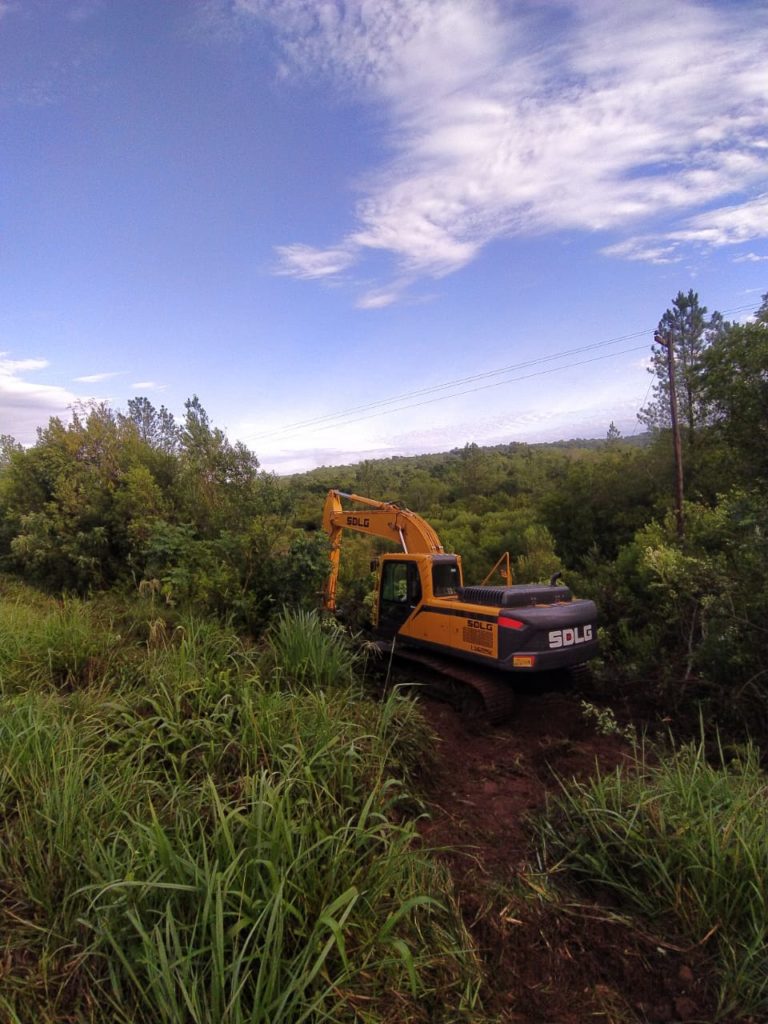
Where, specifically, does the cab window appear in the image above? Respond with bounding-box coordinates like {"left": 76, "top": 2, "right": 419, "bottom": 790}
{"left": 381, "top": 561, "right": 421, "bottom": 605}
{"left": 432, "top": 561, "right": 460, "bottom": 597}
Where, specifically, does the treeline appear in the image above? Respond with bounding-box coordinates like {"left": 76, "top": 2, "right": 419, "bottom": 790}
{"left": 2, "top": 289, "right": 767, "bottom": 727}
{"left": 0, "top": 396, "right": 328, "bottom": 627}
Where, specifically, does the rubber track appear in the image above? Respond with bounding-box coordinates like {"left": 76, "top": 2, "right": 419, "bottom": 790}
{"left": 381, "top": 644, "right": 518, "bottom": 725}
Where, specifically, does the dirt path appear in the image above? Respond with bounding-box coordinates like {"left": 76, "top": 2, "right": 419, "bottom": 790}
{"left": 418, "top": 691, "right": 722, "bottom": 1024}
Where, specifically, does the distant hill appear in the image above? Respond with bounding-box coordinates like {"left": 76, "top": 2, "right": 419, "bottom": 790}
{"left": 288, "top": 432, "right": 652, "bottom": 483}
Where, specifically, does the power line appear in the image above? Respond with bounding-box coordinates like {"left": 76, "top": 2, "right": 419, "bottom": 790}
{"left": 262, "top": 343, "right": 650, "bottom": 442}
{"left": 245, "top": 302, "right": 757, "bottom": 446}
{"left": 243, "top": 328, "right": 650, "bottom": 443}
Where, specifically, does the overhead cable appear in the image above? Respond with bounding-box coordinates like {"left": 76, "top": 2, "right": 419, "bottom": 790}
{"left": 244, "top": 301, "right": 757, "bottom": 445}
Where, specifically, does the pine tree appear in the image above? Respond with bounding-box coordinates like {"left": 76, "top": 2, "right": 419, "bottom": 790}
{"left": 638, "top": 290, "right": 720, "bottom": 441}
{"left": 606, "top": 421, "right": 622, "bottom": 444}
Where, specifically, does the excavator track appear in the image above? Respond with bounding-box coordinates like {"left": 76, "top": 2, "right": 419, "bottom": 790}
{"left": 375, "top": 642, "right": 518, "bottom": 725}
{"left": 568, "top": 662, "right": 593, "bottom": 689}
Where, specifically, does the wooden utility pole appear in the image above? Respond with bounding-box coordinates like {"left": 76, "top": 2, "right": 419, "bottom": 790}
{"left": 655, "top": 330, "right": 685, "bottom": 538}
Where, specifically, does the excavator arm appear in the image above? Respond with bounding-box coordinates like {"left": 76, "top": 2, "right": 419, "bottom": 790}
{"left": 322, "top": 489, "right": 444, "bottom": 611}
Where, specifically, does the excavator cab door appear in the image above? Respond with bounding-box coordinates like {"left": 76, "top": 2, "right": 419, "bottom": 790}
{"left": 377, "top": 559, "right": 421, "bottom": 640}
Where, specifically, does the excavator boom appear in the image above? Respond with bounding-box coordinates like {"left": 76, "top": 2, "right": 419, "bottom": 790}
{"left": 322, "top": 490, "right": 444, "bottom": 611}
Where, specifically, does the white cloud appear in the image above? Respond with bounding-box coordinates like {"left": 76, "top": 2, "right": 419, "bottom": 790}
{"left": 603, "top": 193, "right": 768, "bottom": 262}
{"left": 0, "top": 354, "right": 130, "bottom": 444}
{"left": 355, "top": 284, "right": 406, "bottom": 309}
{"left": 668, "top": 193, "right": 768, "bottom": 247}
{"left": 237, "top": 0, "right": 768, "bottom": 293}
{"left": 247, "top": 347, "right": 651, "bottom": 472}
{"left": 0, "top": 353, "right": 78, "bottom": 444}
{"left": 274, "top": 243, "right": 356, "bottom": 279}
{"left": 734, "top": 252, "right": 768, "bottom": 263}
{"left": 0, "top": 354, "right": 49, "bottom": 373}
{"left": 131, "top": 380, "right": 166, "bottom": 391}
{"left": 74, "top": 371, "right": 124, "bottom": 383}
{"left": 255, "top": 397, "right": 645, "bottom": 473}
{"left": 237, "top": 0, "right": 503, "bottom": 98}
{"left": 601, "top": 239, "right": 681, "bottom": 264}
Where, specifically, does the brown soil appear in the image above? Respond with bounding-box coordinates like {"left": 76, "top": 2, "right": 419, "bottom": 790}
{"left": 417, "top": 690, "right": 748, "bottom": 1024}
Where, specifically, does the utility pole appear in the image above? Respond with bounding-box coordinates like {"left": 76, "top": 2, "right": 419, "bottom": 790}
{"left": 655, "top": 330, "right": 685, "bottom": 538}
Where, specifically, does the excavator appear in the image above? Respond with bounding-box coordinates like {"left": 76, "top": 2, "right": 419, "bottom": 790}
{"left": 322, "top": 489, "right": 599, "bottom": 722}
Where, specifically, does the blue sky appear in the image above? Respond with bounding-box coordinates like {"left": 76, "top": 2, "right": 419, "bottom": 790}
{"left": 1, "top": 0, "right": 766, "bottom": 473}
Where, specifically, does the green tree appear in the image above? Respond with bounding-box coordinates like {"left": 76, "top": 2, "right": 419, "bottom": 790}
{"left": 121, "top": 396, "right": 180, "bottom": 453}
{"left": 538, "top": 446, "right": 664, "bottom": 569}
{"left": 454, "top": 442, "right": 505, "bottom": 499}
{"left": 2, "top": 405, "right": 146, "bottom": 588}
{"left": 591, "top": 491, "right": 768, "bottom": 716}
{"left": 354, "top": 459, "right": 388, "bottom": 498}
{"left": 638, "top": 290, "right": 719, "bottom": 441}
{"left": 605, "top": 421, "right": 622, "bottom": 445}
{"left": 0, "top": 434, "right": 22, "bottom": 471}
{"left": 699, "top": 321, "right": 768, "bottom": 484}
{"left": 176, "top": 395, "right": 262, "bottom": 535}
{"left": 402, "top": 468, "right": 446, "bottom": 512}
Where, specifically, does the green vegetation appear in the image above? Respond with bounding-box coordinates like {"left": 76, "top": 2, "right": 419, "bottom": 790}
{"left": 0, "top": 590, "right": 120, "bottom": 692}
{"left": 1, "top": 286, "right": 767, "bottom": 1019}
{"left": 0, "top": 593, "right": 480, "bottom": 1023}
{"left": 0, "top": 397, "right": 328, "bottom": 627}
{"left": 542, "top": 734, "right": 768, "bottom": 1018}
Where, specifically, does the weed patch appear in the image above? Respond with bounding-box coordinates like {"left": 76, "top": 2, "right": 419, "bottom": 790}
{"left": 541, "top": 733, "right": 768, "bottom": 1019}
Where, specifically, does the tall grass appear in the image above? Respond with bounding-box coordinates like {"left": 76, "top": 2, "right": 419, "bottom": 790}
{"left": 82, "top": 772, "right": 453, "bottom": 1024}
{"left": 264, "top": 607, "right": 364, "bottom": 691}
{"left": 541, "top": 734, "right": 768, "bottom": 1018}
{"left": 0, "top": 582, "right": 481, "bottom": 1023}
{"left": 0, "top": 594, "right": 121, "bottom": 692}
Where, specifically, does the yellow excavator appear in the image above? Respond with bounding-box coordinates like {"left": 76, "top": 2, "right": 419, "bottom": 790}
{"left": 322, "top": 490, "right": 598, "bottom": 721}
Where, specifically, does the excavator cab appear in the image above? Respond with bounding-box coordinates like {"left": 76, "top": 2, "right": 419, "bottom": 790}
{"left": 376, "top": 556, "right": 422, "bottom": 639}
{"left": 372, "top": 553, "right": 464, "bottom": 639}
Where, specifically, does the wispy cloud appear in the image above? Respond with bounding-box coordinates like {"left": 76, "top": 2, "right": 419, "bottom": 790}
{"left": 603, "top": 194, "right": 768, "bottom": 262}
{"left": 355, "top": 283, "right": 408, "bottom": 310}
{"left": 274, "top": 243, "right": 356, "bottom": 279}
{"left": 670, "top": 194, "right": 768, "bottom": 247}
{"left": 734, "top": 252, "right": 768, "bottom": 264}
{"left": 0, "top": 354, "right": 169, "bottom": 444}
{"left": 74, "top": 370, "right": 124, "bottom": 383}
{"left": 246, "top": 347, "right": 651, "bottom": 471}
{"left": 600, "top": 240, "right": 681, "bottom": 265}
{"left": 1, "top": 354, "right": 49, "bottom": 373}
{"left": 236, "top": 0, "right": 768, "bottom": 299}
{"left": 255, "top": 398, "right": 645, "bottom": 473}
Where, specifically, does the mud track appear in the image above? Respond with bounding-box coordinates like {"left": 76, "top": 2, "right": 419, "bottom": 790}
{"left": 417, "top": 689, "right": 738, "bottom": 1024}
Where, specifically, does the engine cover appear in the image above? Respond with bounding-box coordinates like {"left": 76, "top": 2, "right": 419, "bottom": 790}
{"left": 457, "top": 583, "right": 572, "bottom": 608}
